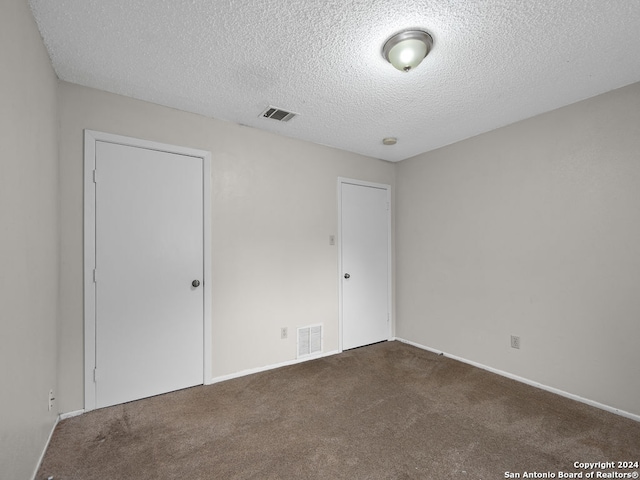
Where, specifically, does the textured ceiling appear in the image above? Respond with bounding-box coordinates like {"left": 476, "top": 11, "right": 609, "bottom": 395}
{"left": 29, "top": 0, "right": 640, "bottom": 162}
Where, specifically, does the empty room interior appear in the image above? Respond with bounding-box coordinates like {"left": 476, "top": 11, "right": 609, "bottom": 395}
{"left": 2, "top": 1, "right": 640, "bottom": 479}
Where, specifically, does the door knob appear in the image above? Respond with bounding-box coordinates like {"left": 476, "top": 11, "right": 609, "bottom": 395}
{"left": 192, "top": 280, "right": 200, "bottom": 287}
{"left": 344, "top": 273, "right": 350, "bottom": 279}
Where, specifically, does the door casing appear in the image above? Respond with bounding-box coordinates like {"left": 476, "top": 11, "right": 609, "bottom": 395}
{"left": 83, "top": 130, "right": 212, "bottom": 411}
{"left": 338, "top": 177, "right": 392, "bottom": 351}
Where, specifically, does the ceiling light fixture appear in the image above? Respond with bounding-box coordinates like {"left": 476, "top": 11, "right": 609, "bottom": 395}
{"left": 383, "top": 137, "right": 397, "bottom": 146}
{"left": 382, "top": 30, "right": 433, "bottom": 72}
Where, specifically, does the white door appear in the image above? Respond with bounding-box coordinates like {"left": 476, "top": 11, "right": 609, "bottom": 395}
{"left": 94, "top": 140, "right": 204, "bottom": 409}
{"left": 340, "top": 180, "right": 391, "bottom": 350}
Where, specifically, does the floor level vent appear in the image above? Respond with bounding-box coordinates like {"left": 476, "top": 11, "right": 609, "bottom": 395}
{"left": 297, "top": 324, "right": 322, "bottom": 358}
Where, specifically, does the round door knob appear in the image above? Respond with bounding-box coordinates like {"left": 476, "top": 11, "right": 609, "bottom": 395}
{"left": 192, "top": 280, "right": 200, "bottom": 288}
{"left": 344, "top": 273, "right": 350, "bottom": 279}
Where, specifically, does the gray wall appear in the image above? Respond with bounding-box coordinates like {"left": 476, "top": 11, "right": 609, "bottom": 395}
{"left": 0, "top": 0, "right": 60, "bottom": 478}
{"left": 57, "top": 82, "right": 396, "bottom": 413}
{"left": 396, "top": 82, "right": 640, "bottom": 416}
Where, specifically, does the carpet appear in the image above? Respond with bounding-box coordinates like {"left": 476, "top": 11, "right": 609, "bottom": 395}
{"left": 37, "top": 341, "right": 640, "bottom": 479}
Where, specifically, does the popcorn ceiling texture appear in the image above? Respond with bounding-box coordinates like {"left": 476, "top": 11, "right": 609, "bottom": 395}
{"left": 29, "top": 0, "right": 640, "bottom": 162}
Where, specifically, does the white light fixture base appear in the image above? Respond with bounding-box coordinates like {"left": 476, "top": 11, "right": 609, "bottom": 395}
{"left": 382, "top": 30, "right": 433, "bottom": 72}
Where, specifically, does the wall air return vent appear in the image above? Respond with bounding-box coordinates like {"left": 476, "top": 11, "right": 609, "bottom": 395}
{"left": 261, "top": 106, "right": 298, "bottom": 122}
{"left": 297, "top": 324, "right": 322, "bottom": 358}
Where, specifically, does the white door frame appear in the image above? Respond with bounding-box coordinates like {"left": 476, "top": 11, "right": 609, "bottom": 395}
{"left": 337, "top": 177, "right": 392, "bottom": 352}
{"left": 83, "top": 130, "right": 212, "bottom": 411}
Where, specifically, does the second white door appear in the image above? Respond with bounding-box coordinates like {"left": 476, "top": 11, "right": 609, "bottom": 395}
{"left": 94, "top": 140, "right": 204, "bottom": 409}
{"left": 340, "top": 180, "right": 391, "bottom": 350}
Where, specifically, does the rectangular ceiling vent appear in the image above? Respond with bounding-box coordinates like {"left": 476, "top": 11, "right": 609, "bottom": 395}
{"left": 261, "top": 106, "right": 297, "bottom": 122}
{"left": 297, "top": 324, "right": 322, "bottom": 359}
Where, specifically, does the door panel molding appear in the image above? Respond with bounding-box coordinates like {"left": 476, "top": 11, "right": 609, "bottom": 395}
{"left": 337, "top": 177, "right": 392, "bottom": 351}
{"left": 83, "top": 130, "right": 212, "bottom": 411}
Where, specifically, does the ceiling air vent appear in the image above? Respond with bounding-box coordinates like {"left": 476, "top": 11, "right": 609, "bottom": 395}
{"left": 261, "top": 106, "right": 297, "bottom": 122}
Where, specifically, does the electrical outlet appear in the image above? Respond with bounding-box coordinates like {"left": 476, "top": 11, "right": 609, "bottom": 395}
{"left": 281, "top": 327, "right": 288, "bottom": 339}
{"left": 510, "top": 335, "right": 521, "bottom": 349}
{"left": 48, "top": 389, "right": 55, "bottom": 411}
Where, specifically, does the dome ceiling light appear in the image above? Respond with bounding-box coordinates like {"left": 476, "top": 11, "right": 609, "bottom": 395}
{"left": 382, "top": 30, "right": 433, "bottom": 72}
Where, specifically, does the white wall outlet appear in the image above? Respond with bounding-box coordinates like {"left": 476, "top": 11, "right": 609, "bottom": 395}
{"left": 510, "top": 335, "right": 521, "bottom": 349}
{"left": 281, "top": 327, "right": 288, "bottom": 339}
{"left": 48, "top": 389, "right": 55, "bottom": 411}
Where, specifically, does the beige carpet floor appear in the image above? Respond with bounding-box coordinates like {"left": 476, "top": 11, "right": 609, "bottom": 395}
{"left": 38, "top": 341, "right": 640, "bottom": 479}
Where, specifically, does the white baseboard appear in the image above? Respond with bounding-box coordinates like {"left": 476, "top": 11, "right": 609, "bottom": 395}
{"left": 58, "top": 351, "right": 343, "bottom": 422}
{"left": 59, "top": 409, "right": 84, "bottom": 420}
{"left": 210, "top": 349, "right": 341, "bottom": 384}
{"left": 392, "top": 337, "right": 640, "bottom": 423}
{"left": 31, "top": 415, "right": 58, "bottom": 480}
{"left": 32, "top": 409, "right": 86, "bottom": 479}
